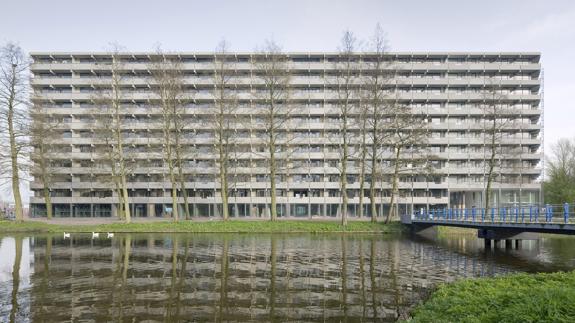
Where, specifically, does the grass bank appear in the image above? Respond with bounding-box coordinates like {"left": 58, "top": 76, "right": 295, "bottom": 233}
{"left": 437, "top": 225, "right": 477, "bottom": 237}
{"left": 0, "top": 219, "right": 403, "bottom": 234}
{"left": 407, "top": 270, "right": 575, "bottom": 322}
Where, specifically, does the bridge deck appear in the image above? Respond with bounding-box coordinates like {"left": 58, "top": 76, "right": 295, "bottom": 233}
{"left": 401, "top": 205, "right": 575, "bottom": 235}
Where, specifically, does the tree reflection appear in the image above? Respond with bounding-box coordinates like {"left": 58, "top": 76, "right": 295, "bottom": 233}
{"left": 370, "top": 238, "right": 378, "bottom": 319}
{"left": 341, "top": 235, "right": 348, "bottom": 321}
{"left": 10, "top": 236, "right": 23, "bottom": 323}
{"left": 166, "top": 235, "right": 179, "bottom": 321}
{"left": 269, "top": 236, "right": 277, "bottom": 321}
{"left": 112, "top": 234, "right": 131, "bottom": 321}
{"left": 358, "top": 239, "right": 367, "bottom": 320}
{"left": 175, "top": 236, "right": 190, "bottom": 320}
{"left": 39, "top": 236, "right": 52, "bottom": 318}
{"left": 219, "top": 237, "right": 229, "bottom": 320}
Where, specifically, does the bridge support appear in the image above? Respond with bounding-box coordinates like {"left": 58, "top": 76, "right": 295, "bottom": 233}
{"left": 505, "top": 239, "right": 513, "bottom": 249}
{"left": 494, "top": 239, "right": 501, "bottom": 248}
{"left": 478, "top": 229, "right": 538, "bottom": 241}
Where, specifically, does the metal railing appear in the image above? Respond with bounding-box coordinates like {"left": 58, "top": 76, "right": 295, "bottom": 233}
{"left": 411, "top": 203, "right": 575, "bottom": 225}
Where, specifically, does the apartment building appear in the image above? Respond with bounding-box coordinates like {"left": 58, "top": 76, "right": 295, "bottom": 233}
{"left": 29, "top": 52, "right": 542, "bottom": 218}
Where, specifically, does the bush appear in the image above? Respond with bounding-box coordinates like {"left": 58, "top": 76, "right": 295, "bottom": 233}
{"left": 407, "top": 271, "right": 575, "bottom": 323}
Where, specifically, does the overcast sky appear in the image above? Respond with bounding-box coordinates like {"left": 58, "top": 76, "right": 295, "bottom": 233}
{"left": 1, "top": 0, "right": 573, "bottom": 202}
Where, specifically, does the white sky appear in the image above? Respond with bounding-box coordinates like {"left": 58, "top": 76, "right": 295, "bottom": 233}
{"left": 1, "top": 0, "right": 574, "bottom": 203}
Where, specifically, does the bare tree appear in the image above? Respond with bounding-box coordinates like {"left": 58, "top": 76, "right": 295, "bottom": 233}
{"left": 384, "top": 98, "right": 429, "bottom": 223}
{"left": 0, "top": 43, "right": 28, "bottom": 222}
{"left": 361, "top": 24, "right": 393, "bottom": 222}
{"left": 252, "top": 39, "right": 292, "bottom": 221}
{"left": 356, "top": 89, "right": 369, "bottom": 220}
{"left": 29, "top": 102, "right": 62, "bottom": 219}
{"left": 212, "top": 40, "right": 239, "bottom": 221}
{"left": 149, "top": 49, "right": 190, "bottom": 221}
{"left": 334, "top": 31, "right": 359, "bottom": 226}
{"left": 480, "top": 82, "right": 514, "bottom": 210}
{"left": 92, "top": 46, "right": 132, "bottom": 223}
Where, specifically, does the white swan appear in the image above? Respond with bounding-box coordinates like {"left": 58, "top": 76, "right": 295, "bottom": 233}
{"left": 92, "top": 232, "right": 100, "bottom": 239}
{"left": 63, "top": 232, "right": 70, "bottom": 239}
{"left": 107, "top": 232, "right": 114, "bottom": 238}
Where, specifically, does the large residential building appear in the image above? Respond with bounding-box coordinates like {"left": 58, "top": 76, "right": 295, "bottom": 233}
{"left": 29, "top": 52, "right": 542, "bottom": 218}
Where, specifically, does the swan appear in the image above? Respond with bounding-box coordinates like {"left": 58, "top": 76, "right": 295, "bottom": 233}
{"left": 63, "top": 232, "right": 70, "bottom": 239}
{"left": 107, "top": 232, "right": 114, "bottom": 238}
{"left": 92, "top": 232, "right": 100, "bottom": 239}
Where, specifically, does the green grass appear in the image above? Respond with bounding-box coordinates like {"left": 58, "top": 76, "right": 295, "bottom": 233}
{"left": 0, "top": 219, "right": 403, "bottom": 234}
{"left": 437, "top": 225, "right": 477, "bottom": 237}
{"left": 407, "top": 271, "right": 575, "bottom": 323}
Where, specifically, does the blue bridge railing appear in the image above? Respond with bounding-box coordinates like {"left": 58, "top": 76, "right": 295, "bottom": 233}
{"left": 411, "top": 203, "right": 575, "bottom": 225}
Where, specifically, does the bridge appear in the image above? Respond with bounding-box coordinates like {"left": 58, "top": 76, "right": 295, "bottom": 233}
{"left": 401, "top": 204, "right": 575, "bottom": 248}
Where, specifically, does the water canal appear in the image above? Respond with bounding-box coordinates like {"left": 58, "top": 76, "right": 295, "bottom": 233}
{"left": 1, "top": 232, "right": 574, "bottom": 322}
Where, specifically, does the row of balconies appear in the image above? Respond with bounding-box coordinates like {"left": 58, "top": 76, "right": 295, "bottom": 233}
{"left": 29, "top": 179, "right": 450, "bottom": 189}
{"left": 30, "top": 107, "right": 543, "bottom": 118}
{"left": 34, "top": 151, "right": 543, "bottom": 161}
{"left": 29, "top": 195, "right": 450, "bottom": 205}
{"left": 29, "top": 179, "right": 538, "bottom": 192}
{"left": 38, "top": 165, "right": 541, "bottom": 176}
{"left": 52, "top": 121, "right": 542, "bottom": 132}
{"left": 33, "top": 91, "right": 541, "bottom": 102}
{"left": 30, "top": 75, "right": 541, "bottom": 87}
{"left": 29, "top": 61, "right": 542, "bottom": 73}
{"left": 49, "top": 137, "right": 543, "bottom": 146}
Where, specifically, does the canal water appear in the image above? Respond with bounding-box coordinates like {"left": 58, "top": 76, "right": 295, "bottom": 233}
{"left": 0, "top": 232, "right": 574, "bottom": 322}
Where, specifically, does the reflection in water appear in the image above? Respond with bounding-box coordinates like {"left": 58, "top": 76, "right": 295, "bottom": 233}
{"left": 9, "top": 236, "right": 22, "bottom": 323}
{"left": 0, "top": 233, "right": 574, "bottom": 322}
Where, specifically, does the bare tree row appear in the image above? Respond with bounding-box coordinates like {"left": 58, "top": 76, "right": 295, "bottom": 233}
{"left": 1, "top": 26, "right": 525, "bottom": 224}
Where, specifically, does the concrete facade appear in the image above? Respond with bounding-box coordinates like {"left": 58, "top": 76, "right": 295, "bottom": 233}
{"left": 29, "top": 52, "right": 542, "bottom": 218}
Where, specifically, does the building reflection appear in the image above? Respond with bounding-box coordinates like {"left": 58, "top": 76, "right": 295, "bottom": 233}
{"left": 0, "top": 233, "right": 565, "bottom": 322}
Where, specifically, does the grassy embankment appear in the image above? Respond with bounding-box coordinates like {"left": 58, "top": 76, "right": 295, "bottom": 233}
{"left": 0, "top": 219, "right": 403, "bottom": 234}
{"left": 407, "top": 270, "right": 575, "bottom": 322}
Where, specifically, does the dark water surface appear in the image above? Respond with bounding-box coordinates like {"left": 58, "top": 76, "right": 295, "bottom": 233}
{"left": 1, "top": 232, "right": 574, "bottom": 322}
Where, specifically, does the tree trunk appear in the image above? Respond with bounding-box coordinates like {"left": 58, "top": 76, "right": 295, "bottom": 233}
{"left": 386, "top": 146, "right": 402, "bottom": 223}
{"left": 43, "top": 187, "right": 53, "bottom": 220}
{"left": 270, "top": 146, "right": 278, "bottom": 221}
{"left": 121, "top": 175, "right": 131, "bottom": 223}
{"left": 220, "top": 165, "right": 229, "bottom": 221}
{"left": 340, "top": 118, "right": 349, "bottom": 227}
{"left": 218, "top": 116, "right": 230, "bottom": 220}
{"left": 171, "top": 179, "right": 179, "bottom": 222}
{"left": 369, "top": 156, "right": 378, "bottom": 223}
{"left": 358, "top": 127, "right": 367, "bottom": 219}
{"left": 178, "top": 173, "right": 190, "bottom": 220}
{"left": 7, "top": 86, "right": 23, "bottom": 222}
{"left": 485, "top": 120, "right": 497, "bottom": 210}
{"left": 369, "top": 112, "right": 380, "bottom": 223}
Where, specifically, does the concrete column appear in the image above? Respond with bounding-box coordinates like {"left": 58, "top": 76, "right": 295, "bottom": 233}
{"left": 494, "top": 240, "right": 501, "bottom": 248}
{"left": 505, "top": 240, "right": 513, "bottom": 249}
{"left": 147, "top": 204, "right": 155, "bottom": 218}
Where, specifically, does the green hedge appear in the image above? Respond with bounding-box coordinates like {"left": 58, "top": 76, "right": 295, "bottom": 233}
{"left": 407, "top": 271, "right": 575, "bottom": 323}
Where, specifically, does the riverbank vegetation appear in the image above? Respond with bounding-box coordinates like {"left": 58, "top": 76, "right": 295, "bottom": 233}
{"left": 0, "top": 219, "right": 403, "bottom": 234}
{"left": 407, "top": 270, "right": 575, "bottom": 322}
{"left": 544, "top": 137, "right": 575, "bottom": 204}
